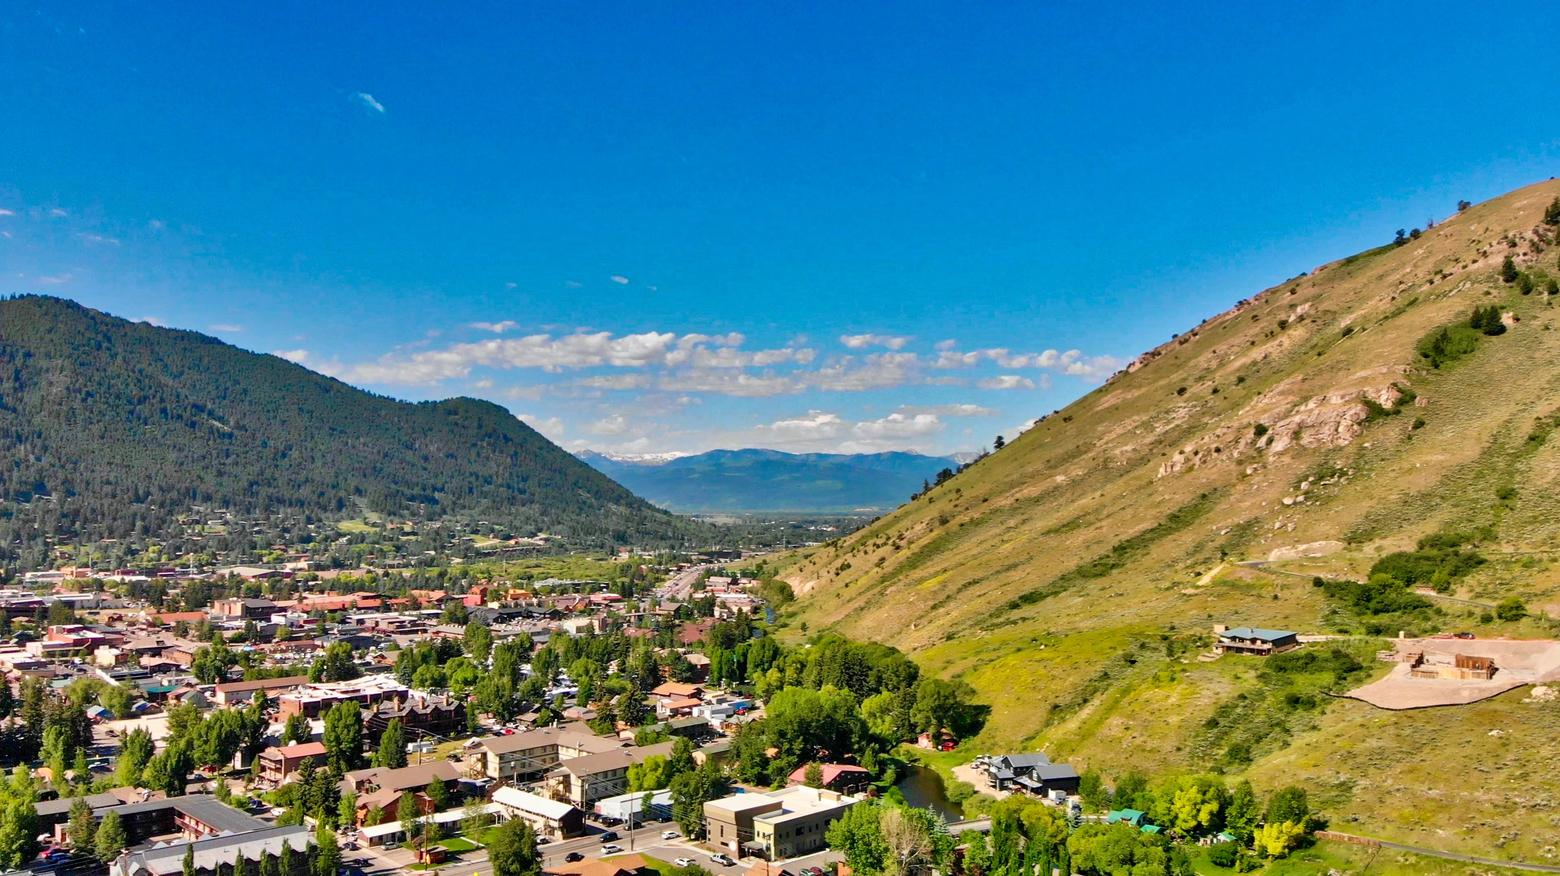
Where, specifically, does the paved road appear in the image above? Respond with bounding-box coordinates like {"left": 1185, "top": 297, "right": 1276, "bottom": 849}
{"left": 658, "top": 565, "right": 712, "bottom": 602}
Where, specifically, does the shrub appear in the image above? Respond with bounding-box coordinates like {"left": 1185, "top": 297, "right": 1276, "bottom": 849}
{"left": 1496, "top": 597, "right": 1527, "bottom": 621}
{"left": 1545, "top": 196, "right": 1560, "bottom": 226}
{"left": 1208, "top": 842, "right": 1239, "bottom": 868}
{"left": 1416, "top": 316, "right": 1485, "bottom": 364}
{"left": 1501, "top": 256, "right": 1519, "bottom": 283}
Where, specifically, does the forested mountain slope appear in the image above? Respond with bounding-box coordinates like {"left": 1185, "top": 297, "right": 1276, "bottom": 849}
{"left": 578, "top": 448, "right": 959, "bottom": 512}
{"left": 783, "top": 180, "right": 1560, "bottom": 861}
{"left": 0, "top": 296, "right": 702, "bottom": 558}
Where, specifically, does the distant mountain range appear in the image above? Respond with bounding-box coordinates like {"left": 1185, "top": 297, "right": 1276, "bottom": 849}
{"left": 0, "top": 295, "right": 703, "bottom": 561}
{"left": 577, "top": 448, "right": 959, "bottom": 513}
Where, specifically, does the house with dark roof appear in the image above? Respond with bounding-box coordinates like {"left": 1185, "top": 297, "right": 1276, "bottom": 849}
{"left": 1214, "top": 626, "right": 1299, "bottom": 656}
{"left": 984, "top": 753, "right": 1080, "bottom": 795}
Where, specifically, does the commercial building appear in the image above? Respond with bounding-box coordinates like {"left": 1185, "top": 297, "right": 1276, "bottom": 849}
{"left": 111, "top": 825, "right": 312, "bottom": 876}
{"left": 704, "top": 786, "right": 860, "bottom": 861}
{"left": 213, "top": 675, "right": 310, "bottom": 706}
{"left": 277, "top": 675, "right": 409, "bottom": 718}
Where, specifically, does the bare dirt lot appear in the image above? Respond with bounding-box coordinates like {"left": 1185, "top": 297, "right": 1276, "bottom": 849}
{"left": 1347, "top": 638, "right": 1560, "bottom": 709}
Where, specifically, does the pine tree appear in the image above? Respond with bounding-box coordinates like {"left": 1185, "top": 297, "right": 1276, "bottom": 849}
{"left": 374, "top": 719, "right": 407, "bottom": 769}
{"left": 94, "top": 811, "right": 127, "bottom": 862}
{"left": 1501, "top": 255, "right": 1519, "bottom": 283}
{"left": 67, "top": 798, "right": 97, "bottom": 857}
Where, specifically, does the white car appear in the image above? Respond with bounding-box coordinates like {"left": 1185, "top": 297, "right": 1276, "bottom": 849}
{"left": 674, "top": 859, "right": 695, "bottom": 868}
{"left": 662, "top": 831, "right": 680, "bottom": 840}
{"left": 601, "top": 844, "right": 623, "bottom": 855}
{"left": 710, "top": 854, "right": 736, "bottom": 866}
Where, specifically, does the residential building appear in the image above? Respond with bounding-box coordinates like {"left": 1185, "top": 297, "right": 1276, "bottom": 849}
{"left": 492, "top": 786, "right": 586, "bottom": 839}
{"left": 475, "top": 726, "right": 624, "bottom": 782}
{"left": 363, "top": 693, "right": 465, "bottom": 740}
{"left": 1214, "top": 626, "right": 1300, "bottom": 656}
{"left": 786, "top": 763, "right": 871, "bottom": 794}
{"left": 256, "top": 742, "right": 328, "bottom": 786}
{"left": 342, "top": 761, "right": 461, "bottom": 825}
{"left": 984, "top": 754, "right": 1080, "bottom": 795}
{"left": 543, "top": 741, "right": 675, "bottom": 809}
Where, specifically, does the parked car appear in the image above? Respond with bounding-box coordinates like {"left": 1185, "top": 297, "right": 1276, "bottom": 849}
{"left": 565, "top": 853, "right": 585, "bottom": 863}
{"left": 675, "top": 859, "right": 696, "bottom": 868}
{"left": 710, "top": 854, "right": 736, "bottom": 866}
{"left": 661, "top": 830, "right": 680, "bottom": 840}
{"left": 601, "top": 844, "right": 623, "bottom": 854}
{"left": 598, "top": 830, "right": 619, "bottom": 841}
{"left": 536, "top": 836, "right": 551, "bottom": 845}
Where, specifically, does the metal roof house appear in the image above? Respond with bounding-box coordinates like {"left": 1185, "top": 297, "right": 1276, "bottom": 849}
{"left": 1214, "top": 626, "right": 1299, "bottom": 656}
{"left": 983, "top": 753, "right": 1080, "bottom": 795}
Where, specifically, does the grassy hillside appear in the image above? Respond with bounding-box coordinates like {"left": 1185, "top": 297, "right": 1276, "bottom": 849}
{"left": 782, "top": 180, "right": 1560, "bottom": 861}
{"left": 0, "top": 296, "right": 705, "bottom": 563}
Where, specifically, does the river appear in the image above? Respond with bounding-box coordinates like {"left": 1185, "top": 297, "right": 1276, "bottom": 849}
{"left": 894, "top": 764, "right": 962, "bottom": 821}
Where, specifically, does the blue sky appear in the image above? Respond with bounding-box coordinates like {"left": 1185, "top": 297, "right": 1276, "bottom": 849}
{"left": 4, "top": 2, "right": 1560, "bottom": 456}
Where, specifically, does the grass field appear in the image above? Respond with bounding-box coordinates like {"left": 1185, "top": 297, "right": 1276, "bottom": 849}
{"left": 1191, "top": 841, "right": 1544, "bottom": 876}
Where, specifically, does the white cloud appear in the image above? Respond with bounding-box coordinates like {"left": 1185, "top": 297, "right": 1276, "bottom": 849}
{"left": 852, "top": 412, "right": 943, "bottom": 440}
{"left": 37, "top": 273, "right": 73, "bottom": 285}
{"left": 802, "top": 352, "right": 920, "bottom": 391}
{"left": 516, "top": 413, "right": 565, "bottom": 439}
{"left": 274, "top": 349, "right": 313, "bottom": 364}
{"left": 208, "top": 323, "right": 244, "bottom": 333}
{"left": 134, "top": 316, "right": 167, "bottom": 327}
{"left": 469, "top": 320, "right": 519, "bottom": 333}
{"left": 610, "top": 275, "right": 630, "bottom": 285}
{"left": 0, "top": 209, "right": 14, "bottom": 217}
{"left": 979, "top": 375, "right": 1037, "bottom": 390}
{"left": 930, "top": 346, "right": 1124, "bottom": 380}
{"left": 934, "top": 339, "right": 957, "bottom": 351}
{"left": 574, "top": 374, "right": 652, "bottom": 390}
{"left": 899, "top": 403, "right": 994, "bottom": 417}
{"left": 48, "top": 208, "right": 67, "bottom": 218}
{"left": 587, "top": 414, "right": 630, "bottom": 436}
{"left": 658, "top": 370, "right": 801, "bottom": 397}
{"left": 76, "top": 232, "right": 120, "bottom": 246}
{"left": 765, "top": 411, "right": 847, "bottom": 440}
{"left": 840, "top": 333, "right": 911, "bottom": 350}
{"left": 933, "top": 350, "right": 982, "bottom": 369}
{"left": 351, "top": 92, "right": 386, "bottom": 114}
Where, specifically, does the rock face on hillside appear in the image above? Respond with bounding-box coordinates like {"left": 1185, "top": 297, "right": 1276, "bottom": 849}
{"left": 782, "top": 180, "right": 1560, "bottom": 859}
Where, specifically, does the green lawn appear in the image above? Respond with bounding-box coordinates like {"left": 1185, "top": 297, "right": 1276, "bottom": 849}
{"left": 437, "top": 837, "right": 482, "bottom": 852}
